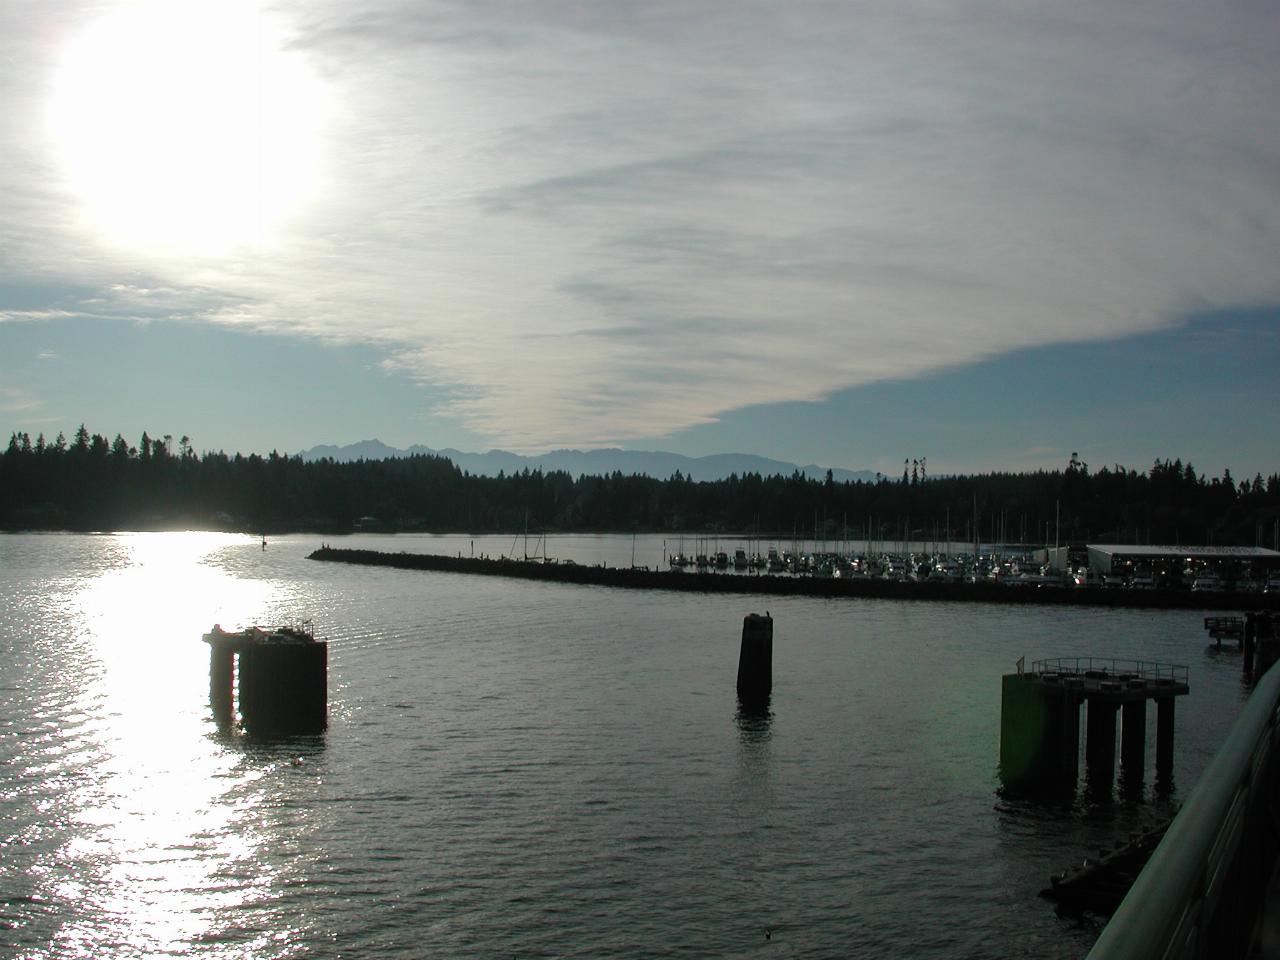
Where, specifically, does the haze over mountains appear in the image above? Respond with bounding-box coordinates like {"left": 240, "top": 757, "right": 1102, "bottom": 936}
{"left": 299, "top": 439, "right": 874, "bottom": 484}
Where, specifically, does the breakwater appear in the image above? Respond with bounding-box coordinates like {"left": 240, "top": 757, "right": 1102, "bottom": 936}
{"left": 308, "top": 547, "right": 1280, "bottom": 609}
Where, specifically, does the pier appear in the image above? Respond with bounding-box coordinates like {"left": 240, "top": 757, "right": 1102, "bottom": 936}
{"left": 1202, "top": 612, "right": 1280, "bottom": 681}
{"left": 1245, "top": 612, "right": 1280, "bottom": 681}
{"left": 1205, "top": 615, "right": 1245, "bottom": 647}
{"left": 203, "top": 625, "right": 328, "bottom": 735}
{"left": 1000, "top": 658, "right": 1189, "bottom": 791}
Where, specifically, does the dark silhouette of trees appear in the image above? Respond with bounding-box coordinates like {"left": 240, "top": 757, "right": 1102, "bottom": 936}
{"left": 3, "top": 427, "right": 1280, "bottom": 544}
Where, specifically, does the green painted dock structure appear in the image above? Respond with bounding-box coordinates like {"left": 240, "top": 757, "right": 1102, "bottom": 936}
{"left": 1000, "top": 658, "right": 1189, "bottom": 791}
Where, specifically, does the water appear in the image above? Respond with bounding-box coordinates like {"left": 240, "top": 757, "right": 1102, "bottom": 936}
{"left": 0, "top": 532, "right": 1253, "bottom": 958}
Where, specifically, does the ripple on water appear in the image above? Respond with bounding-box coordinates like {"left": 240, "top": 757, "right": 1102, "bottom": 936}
{"left": 0, "top": 533, "right": 1249, "bottom": 958}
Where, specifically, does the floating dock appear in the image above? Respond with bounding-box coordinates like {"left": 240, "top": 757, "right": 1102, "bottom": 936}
{"left": 203, "top": 624, "right": 328, "bottom": 735}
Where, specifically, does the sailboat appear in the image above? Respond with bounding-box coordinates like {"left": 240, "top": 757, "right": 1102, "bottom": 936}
{"left": 668, "top": 536, "right": 690, "bottom": 569}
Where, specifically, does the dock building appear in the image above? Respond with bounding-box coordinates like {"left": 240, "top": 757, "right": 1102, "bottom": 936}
{"left": 1045, "top": 544, "right": 1280, "bottom": 588}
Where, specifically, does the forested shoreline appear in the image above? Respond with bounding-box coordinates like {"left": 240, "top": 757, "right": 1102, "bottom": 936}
{"left": 4, "top": 426, "right": 1279, "bottom": 545}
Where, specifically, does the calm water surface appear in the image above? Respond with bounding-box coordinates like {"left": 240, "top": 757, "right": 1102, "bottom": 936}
{"left": 0, "top": 532, "right": 1252, "bottom": 958}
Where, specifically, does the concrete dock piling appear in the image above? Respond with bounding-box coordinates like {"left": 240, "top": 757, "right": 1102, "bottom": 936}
{"left": 1001, "top": 658, "right": 1188, "bottom": 793}
{"left": 1085, "top": 699, "right": 1119, "bottom": 780}
{"left": 737, "top": 613, "right": 773, "bottom": 706}
{"left": 1121, "top": 700, "right": 1146, "bottom": 774}
{"left": 1156, "top": 697, "right": 1176, "bottom": 774}
{"left": 204, "top": 625, "right": 328, "bottom": 735}
{"left": 210, "top": 640, "right": 235, "bottom": 721}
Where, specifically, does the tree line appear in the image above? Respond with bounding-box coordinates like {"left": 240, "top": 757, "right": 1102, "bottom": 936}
{"left": 4, "top": 426, "right": 1280, "bottom": 546}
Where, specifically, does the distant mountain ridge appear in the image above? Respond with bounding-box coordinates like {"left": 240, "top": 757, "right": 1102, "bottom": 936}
{"left": 298, "top": 439, "right": 874, "bottom": 483}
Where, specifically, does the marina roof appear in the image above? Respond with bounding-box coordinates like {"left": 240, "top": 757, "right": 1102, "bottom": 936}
{"left": 1088, "top": 545, "right": 1280, "bottom": 560}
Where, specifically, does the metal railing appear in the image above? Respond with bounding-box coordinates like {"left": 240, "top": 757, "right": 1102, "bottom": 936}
{"left": 1085, "top": 662, "right": 1280, "bottom": 959}
{"left": 1030, "top": 657, "right": 1190, "bottom": 686}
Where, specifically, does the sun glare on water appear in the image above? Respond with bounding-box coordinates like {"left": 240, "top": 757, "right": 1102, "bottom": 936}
{"left": 47, "top": 0, "right": 328, "bottom": 258}
{"left": 58, "top": 532, "right": 283, "bottom": 955}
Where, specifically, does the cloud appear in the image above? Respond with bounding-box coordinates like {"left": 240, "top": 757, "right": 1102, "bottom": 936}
{"left": 2, "top": 0, "right": 1279, "bottom": 450}
{"left": 0, "top": 309, "right": 76, "bottom": 324}
{"left": 0, "top": 386, "right": 42, "bottom": 415}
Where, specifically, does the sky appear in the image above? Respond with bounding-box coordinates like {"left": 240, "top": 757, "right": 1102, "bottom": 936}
{"left": 2, "top": 0, "right": 1278, "bottom": 478}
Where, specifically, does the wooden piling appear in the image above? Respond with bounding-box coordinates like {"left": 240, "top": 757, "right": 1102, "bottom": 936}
{"left": 736, "top": 613, "right": 773, "bottom": 706}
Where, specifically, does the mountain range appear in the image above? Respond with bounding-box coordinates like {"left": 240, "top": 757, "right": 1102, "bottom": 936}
{"left": 298, "top": 439, "right": 874, "bottom": 483}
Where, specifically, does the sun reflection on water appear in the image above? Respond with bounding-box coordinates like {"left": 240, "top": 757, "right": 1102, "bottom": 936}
{"left": 42, "top": 532, "right": 297, "bottom": 957}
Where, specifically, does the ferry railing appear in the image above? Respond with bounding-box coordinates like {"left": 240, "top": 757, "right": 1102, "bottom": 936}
{"left": 1085, "top": 661, "right": 1280, "bottom": 960}
{"left": 1030, "top": 657, "right": 1190, "bottom": 686}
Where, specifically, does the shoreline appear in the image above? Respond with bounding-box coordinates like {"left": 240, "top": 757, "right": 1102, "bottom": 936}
{"left": 308, "top": 547, "right": 1280, "bottom": 610}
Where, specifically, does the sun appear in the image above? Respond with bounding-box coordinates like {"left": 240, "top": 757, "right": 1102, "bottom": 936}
{"left": 47, "top": 0, "right": 328, "bottom": 258}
